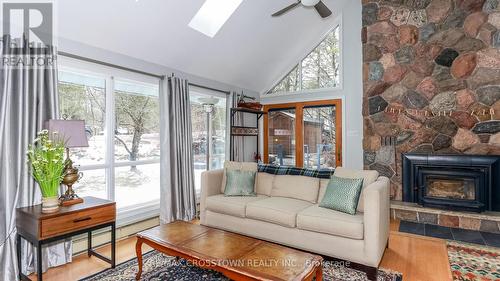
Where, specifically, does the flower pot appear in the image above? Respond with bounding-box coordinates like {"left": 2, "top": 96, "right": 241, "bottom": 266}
{"left": 41, "top": 196, "right": 60, "bottom": 214}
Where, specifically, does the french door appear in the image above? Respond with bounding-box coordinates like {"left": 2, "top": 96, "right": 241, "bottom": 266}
{"left": 189, "top": 87, "right": 227, "bottom": 192}
{"left": 263, "top": 99, "right": 342, "bottom": 169}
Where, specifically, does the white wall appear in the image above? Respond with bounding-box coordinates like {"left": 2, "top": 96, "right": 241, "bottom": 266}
{"left": 259, "top": 0, "right": 363, "bottom": 169}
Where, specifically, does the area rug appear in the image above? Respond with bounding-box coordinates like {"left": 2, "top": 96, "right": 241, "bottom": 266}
{"left": 447, "top": 240, "right": 500, "bottom": 281}
{"left": 80, "top": 251, "right": 402, "bottom": 281}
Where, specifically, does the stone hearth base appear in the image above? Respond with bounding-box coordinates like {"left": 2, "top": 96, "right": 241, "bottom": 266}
{"left": 391, "top": 201, "right": 500, "bottom": 234}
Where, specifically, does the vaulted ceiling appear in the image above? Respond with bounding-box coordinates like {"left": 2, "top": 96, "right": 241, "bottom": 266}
{"left": 58, "top": 0, "right": 348, "bottom": 93}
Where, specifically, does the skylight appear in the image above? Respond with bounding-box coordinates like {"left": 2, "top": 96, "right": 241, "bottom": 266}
{"left": 188, "top": 0, "right": 243, "bottom": 38}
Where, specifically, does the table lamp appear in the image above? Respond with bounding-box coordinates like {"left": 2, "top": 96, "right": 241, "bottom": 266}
{"left": 45, "top": 119, "right": 89, "bottom": 206}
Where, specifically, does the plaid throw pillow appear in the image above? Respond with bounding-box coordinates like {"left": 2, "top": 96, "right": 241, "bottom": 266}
{"left": 257, "top": 164, "right": 334, "bottom": 179}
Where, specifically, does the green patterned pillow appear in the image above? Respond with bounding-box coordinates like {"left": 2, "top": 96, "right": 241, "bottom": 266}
{"left": 224, "top": 169, "right": 257, "bottom": 196}
{"left": 319, "top": 176, "right": 364, "bottom": 215}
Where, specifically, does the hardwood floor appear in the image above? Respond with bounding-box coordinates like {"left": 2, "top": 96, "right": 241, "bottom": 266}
{"left": 380, "top": 220, "right": 453, "bottom": 281}
{"left": 30, "top": 219, "right": 453, "bottom": 281}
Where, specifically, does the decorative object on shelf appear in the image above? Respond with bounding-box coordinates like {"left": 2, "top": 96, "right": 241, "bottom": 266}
{"left": 237, "top": 92, "right": 262, "bottom": 110}
{"left": 45, "top": 119, "right": 89, "bottom": 206}
{"left": 231, "top": 126, "right": 259, "bottom": 136}
{"left": 27, "top": 130, "right": 67, "bottom": 213}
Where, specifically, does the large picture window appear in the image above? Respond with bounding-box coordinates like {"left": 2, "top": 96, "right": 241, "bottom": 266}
{"left": 263, "top": 100, "right": 342, "bottom": 169}
{"left": 58, "top": 58, "right": 161, "bottom": 213}
{"left": 267, "top": 25, "right": 341, "bottom": 94}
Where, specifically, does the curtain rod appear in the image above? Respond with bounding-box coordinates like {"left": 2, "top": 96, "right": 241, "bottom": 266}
{"left": 58, "top": 51, "right": 165, "bottom": 80}
{"left": 188, "top": 82, "right": 230, "bottom": 95}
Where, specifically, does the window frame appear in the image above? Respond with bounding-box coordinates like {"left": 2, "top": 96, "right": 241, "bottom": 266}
{"left": 58, "top": 56, "right": 161, "bottom": 224}
{"left": 263, "top": 99, "right": 343, "bottom": 168}
{"left": 265, "top": 18, "right": 343, "bottom": 96}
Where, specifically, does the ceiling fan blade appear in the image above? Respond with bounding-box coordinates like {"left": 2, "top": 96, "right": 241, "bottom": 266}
{"left": 314, "top": 1, "right": 332, "bottom": 18}
{"left": 272, "top": 1, "right": 301, "bottom": 17}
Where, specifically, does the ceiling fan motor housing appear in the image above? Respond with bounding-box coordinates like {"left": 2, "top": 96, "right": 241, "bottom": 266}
{"left": 301, "top": 0, "right": 321, "bottom": 7}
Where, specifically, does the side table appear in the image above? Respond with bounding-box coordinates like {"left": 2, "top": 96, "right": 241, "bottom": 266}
{"left": 16, "top": 196, "right": 116, "bottom": 281}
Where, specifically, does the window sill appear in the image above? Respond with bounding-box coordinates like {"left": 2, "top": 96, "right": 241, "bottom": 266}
{"left": 117, "top": 200, "right": 160, "bottom": 227}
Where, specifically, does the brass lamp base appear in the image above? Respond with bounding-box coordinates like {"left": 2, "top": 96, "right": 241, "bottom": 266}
{"left": 60, "top": 196, "right": 83, "bottom": 206}
{"left": 60, "top": 152, "right": 84, "bottom": 206}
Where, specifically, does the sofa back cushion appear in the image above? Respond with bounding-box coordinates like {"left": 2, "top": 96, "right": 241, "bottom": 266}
{"left": 220, "top": 161, "right": 258, "bottom": 193}
{"left": 256, "top": 172, "right": 274, "bottom": 196}
{"left": 318, "top": 167, "right": 379, "bottom": 212}
{"left": 271, "top": 175, "right": 320, "bottom": 203}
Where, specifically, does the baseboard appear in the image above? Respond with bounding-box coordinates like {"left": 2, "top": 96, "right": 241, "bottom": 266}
{"left": 72, "top": 216, "right": 160, "bottom": 255}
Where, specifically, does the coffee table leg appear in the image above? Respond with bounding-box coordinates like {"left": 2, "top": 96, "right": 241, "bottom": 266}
{"left": 135, "top": 238, "right": 144, "bottom": 280}
{"left": 315, "top": 265, "right": 323, "bottom": 281}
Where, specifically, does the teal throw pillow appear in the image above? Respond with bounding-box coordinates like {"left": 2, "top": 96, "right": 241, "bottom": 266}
{"left": 319, "top": 176, "right": 364, "bottom": 215}
{"left": 224, "top": 169, "right": 257, "bottom": 196}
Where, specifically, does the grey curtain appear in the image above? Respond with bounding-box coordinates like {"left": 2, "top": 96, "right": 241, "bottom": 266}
{"left": 159, "top": 76, "right": 196, "bottom": 223}
{"left": 231, "top": 92, "right": 245, "bottom": 161}
{"left": 0, "top": 35, "right": 71, "bottom": 280}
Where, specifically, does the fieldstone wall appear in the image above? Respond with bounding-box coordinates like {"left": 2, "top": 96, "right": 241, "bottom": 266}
{"left": 362, "top": 0, "right": 500, "bottom": 200}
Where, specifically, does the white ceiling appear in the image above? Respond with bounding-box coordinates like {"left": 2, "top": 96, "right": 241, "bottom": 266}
{"left": 57, "top": 0, "right": 347, "bottom": 93}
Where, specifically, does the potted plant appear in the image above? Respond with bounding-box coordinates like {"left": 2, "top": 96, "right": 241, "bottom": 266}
{"left": 27, "top": 130, "right": 67, "bottom": 213}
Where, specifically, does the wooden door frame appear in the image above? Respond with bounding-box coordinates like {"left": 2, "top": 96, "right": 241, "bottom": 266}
{"left": 263, "top": 99, "right": 342, "bottom": 168}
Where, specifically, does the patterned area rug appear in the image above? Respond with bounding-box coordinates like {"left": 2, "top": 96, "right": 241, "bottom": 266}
{"left": 447, "top": 241, "right": 500, "bottom": 281}
{"left": 80, "top": 251, "right": 402, "bottom": 281}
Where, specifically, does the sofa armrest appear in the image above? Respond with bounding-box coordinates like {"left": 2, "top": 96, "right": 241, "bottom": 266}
{"left": 363, "top": 176, "right": 390, "bottom": 267}
{"left": 200, "top": 169, "right": 223, "bottom": 223}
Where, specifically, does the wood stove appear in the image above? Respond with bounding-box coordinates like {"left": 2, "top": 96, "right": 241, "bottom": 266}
{"left": 402, "top": 154, "right": 500, "bottom": 213}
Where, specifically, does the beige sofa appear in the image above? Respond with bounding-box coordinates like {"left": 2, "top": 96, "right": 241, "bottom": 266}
{"left": 200, "top": 167, "right": 390, "bottom": 268}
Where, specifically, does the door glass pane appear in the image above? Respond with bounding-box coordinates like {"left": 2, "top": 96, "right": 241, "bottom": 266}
{"left": 58, "top": 70, "right": 106, "bottom": 165}
{"left": 268, "top": 109, "right": 296, "bottom": 166}
{"left": 114, "top": 80, "right": 160, "bottom": 162}
{"left": 190, "top": 92, "right": 227, "bottom": 192}
{"left": 115, "top": 163, "right": 161, "bottom": 208}
{"left": 303, "top": 106, "right": 336, "bottom": 170}
{"left": 73, "top": 169, "right": 107, "bottom": 199}
{"left": 190, "top": 93, "right": 209, "bottom": 192}
{"left": 210, "top": 98, "right": 226, "bottom": 170}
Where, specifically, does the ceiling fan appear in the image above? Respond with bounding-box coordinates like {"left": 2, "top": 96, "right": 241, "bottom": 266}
{"left": 272, "top": 0, "right": 332, "bottom": 18}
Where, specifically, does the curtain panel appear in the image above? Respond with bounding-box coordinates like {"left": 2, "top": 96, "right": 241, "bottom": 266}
{"left": 0, "top": 35, "right": 71, "bottom": 280}
{"left": 160, "top": 76, "right": 196, "bottom": 223}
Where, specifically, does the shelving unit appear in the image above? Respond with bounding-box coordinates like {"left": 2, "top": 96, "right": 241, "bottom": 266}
{"left": 230, "top": 107, "right": 266, "bottom": 161}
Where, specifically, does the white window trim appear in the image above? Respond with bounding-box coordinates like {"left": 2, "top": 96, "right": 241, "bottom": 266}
{"left": 58, "top": 56, "right": 161, "bottom": 220}
{"left": 263, "top": 15, "right": 343, "bottom": 97}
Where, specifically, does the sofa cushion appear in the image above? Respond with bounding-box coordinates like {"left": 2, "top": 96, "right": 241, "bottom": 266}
{"left": 246, "top": 197, "right": 312, "bottom": 228}
{"left": 270, "top": 175, "right": 320, "bottom": 203}
{"left": 220, "top": 161, "right": 258, "bottom": 193}
{"left": 319, "top": 176, "right": 364, "bottom": 215}
{"left": 206, "top": 194, "right": 267, "bottom": 218}
{"left": 256, "top": 172, "right": 274, "bottom": 196}
{"left": 318, "top": 168, "right": 379, "bottom": 212}
{"left": 224, "top": 169, "right": 257, "bottom": 196}
{"left": 297, "top": 205, "right": 364, "bottom": 239}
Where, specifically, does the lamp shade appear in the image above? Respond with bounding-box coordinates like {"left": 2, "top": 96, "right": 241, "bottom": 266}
{"left": 44, "top": 119, "right": 89, "bottom": 148}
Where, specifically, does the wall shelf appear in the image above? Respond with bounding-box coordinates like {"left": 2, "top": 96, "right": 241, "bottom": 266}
{"left": 230, "top": 107, "right": 266, "bottom": 161}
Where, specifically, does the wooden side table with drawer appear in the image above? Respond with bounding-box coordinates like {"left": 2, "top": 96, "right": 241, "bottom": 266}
{"left": 16, "top": 196, "right": 116, "bottom": 281}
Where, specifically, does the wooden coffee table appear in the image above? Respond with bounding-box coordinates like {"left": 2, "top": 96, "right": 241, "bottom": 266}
{"left": 135, "top": 221, "right": 323, "bottom": 281}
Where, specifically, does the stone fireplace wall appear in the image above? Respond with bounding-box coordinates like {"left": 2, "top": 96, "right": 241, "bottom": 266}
{"left": 362, "top": 0, "right": 500, "bottom": 200}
